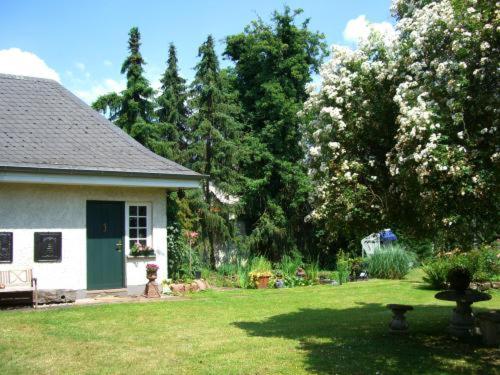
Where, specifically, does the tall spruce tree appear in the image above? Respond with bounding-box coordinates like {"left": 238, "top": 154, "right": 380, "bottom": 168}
{"left": 225, "top": 7, "right": 327, "bottom": 260}
{"left": 119, "top": 27, "right": 156, "bottom": 145}
{"left": 189, "top": 35, "right": 242, "bottom": 269}
{"left": 153, "top": 43, "right": 189, "bottom": 162}
{"left": 93, "top": 27, "right": 156, "bottom": 147}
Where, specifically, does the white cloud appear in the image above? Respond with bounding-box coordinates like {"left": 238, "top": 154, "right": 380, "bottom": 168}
{"left": 74, "top": 78, "right": 125, "bottom": 104}
{"left": 151, "top": 79, "right": 162, "bottom": 91}
{"left": 75, "top": 62, "right": 86, "bottom": 71}
{"left": 0, "top": 48, "right": 60, "bottom": 81}
{"left": 103, "top": 59, "right": 113, "bottom": 67}
{"left": 343, "top": 15, "right": 396, "bottom": 45}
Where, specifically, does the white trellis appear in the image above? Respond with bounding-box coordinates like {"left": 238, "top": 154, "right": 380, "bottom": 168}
{"left": 361, "top": 233, "right": 381, "bottom": 258}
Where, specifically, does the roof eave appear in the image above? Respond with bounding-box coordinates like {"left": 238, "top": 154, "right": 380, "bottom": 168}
{"left": 0, "top": 165, "right": 205, "bottom": 181}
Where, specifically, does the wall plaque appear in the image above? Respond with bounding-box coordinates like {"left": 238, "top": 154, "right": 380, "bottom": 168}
{"left": 34, "top": 232, "right": 62, "bottom": 262}
{"left": 0, "top": 232, "right": 13, "bottom": 263}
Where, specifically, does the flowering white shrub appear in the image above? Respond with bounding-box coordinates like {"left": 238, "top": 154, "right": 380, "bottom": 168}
{"left": 302, "top": 0, "right": 499, "bottom": 248}
{"left": 301, "top": 33, "right": 399, "bottom": 242}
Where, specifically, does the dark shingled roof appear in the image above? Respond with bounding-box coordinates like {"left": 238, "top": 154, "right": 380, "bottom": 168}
{"left": 0, "top": 73, "right": 201, "bottom": 179}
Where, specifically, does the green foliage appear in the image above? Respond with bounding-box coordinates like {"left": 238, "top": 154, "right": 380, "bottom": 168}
{"left": 189, "top": 35, "right": 243, "bottom": 269}
{"left": 397, "top": 232, "right": 435, "bottom": 261}
{"left": 281, "top": 275, "right": 314, "bottom": 288}
{"left": 250, "top": 256, "right": 272, "bottom": 273}
{"left": 422, "top": 257, "right": 451, "bottom": 289}
{"left": 236, "top": 259, "right": 251, "bottom": 289}
{"left": 167, "top": 192, "right": 203, "bottom": 281}
{"left": 304, "top": 259, "right": 319, "bottom": 282}
{"left": 118, "top": 27, "right": 155, "bottom": 135}
{"left": 91, "top": 92, "right": 122, "bottom": 121}
{"left": 154, "top": 43, "right": 189, "bottom": 163}
{"left": 423, "top": 244, "right": 500, "bottom": 289}
{"left": 167, "top": 224, "right": 198, "bottom": 281}
{"left": 330, "top": 271, "right": 340, "bottom": 283}
{"left": 277, "top": 251, "right": 303, "bottom": 278}
{"left": 348, "top": 257, "right": 366, "bottom": 279}
{"left": 217, "top": 263, "right": 238, "bottom": 277}
{"left": 336, "top": 253, "right": 350, "bottom": 284}
{"left": 367, "top": 245, "right": 416, "bottom": 279}
{"left": 225, "top": 6, "right": 327, "bottom": 259}
{"left": 92, "top": 27, "right": 157, "bottom": 149}
{"left": 317, "top": 270, "right": 332, "bottom": 279}
{"left": 470, "top": 245, "right": 500, "bottom": 282}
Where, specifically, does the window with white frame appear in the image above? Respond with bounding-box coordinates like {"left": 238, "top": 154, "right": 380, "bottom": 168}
{"left": 127, "top": 203, "right": 151, "bottom": 251}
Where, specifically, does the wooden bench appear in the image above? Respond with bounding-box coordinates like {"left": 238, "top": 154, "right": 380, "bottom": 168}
{"left": 0, "top": 269, "right": 38, "bottom": 308}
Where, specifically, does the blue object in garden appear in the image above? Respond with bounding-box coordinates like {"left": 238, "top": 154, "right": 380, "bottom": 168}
{"left": 379, "top": 228, "right": 397, "bottom": 246}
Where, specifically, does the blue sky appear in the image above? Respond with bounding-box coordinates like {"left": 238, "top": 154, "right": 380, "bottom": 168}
{"left": 0, "top": 0, "right": 393, "bottom": 103}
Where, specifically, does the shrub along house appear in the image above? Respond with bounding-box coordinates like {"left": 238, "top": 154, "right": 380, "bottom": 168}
{"left": 0, "top": 74, "right": 201, "bottom": 300}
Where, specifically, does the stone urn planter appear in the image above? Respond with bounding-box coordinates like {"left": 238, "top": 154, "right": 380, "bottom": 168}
{"left": 144, "top": 263, "right": 161, "bottom": 298}
{"left": 296, "top": 267, "right": 306, "bottom": 279}
{"left": 147, "top": 271, "right": 157, "bottom": 282}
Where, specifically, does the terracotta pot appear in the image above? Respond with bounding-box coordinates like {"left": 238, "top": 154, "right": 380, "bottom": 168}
{"left": 147, "top": 272, "right": 158, "bottom": 282}
{"left": 257, "top": 275, "right": 270, "bottom": 289}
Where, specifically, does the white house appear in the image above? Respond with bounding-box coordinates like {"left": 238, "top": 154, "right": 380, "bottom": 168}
{"left": 0, "top": 73, "right": 202, "bottom": 299}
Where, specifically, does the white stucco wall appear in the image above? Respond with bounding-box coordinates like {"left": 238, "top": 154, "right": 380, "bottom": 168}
{"left": 0, "top": 183, "right": 168, "bottom": 291}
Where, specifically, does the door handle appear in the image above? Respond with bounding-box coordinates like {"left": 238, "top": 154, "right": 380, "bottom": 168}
{"left": 116, "top": 240, "right": 123, "bottom": 252}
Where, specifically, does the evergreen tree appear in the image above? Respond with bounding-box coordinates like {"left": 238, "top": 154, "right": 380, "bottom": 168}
{"left": 154, "top": 43, "right": 189, "bottom": 162}
{"left": 92, "top": 92, "right": 122, "bottom": 122}
{"left": 93, "top": 27, "right": 156, "bottom": 147}
{"left": 118, "top": 27, "right": 156, "bottom": 145}
{"left": 224, "top": 7, "right": 327, "bottom": 260}
{"left": 189, "top": 35, "right": 242, "bottom": 269}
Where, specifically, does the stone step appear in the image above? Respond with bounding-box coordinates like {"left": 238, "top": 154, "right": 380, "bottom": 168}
{"left": 86, "top": 288, "right": 128, "bottom": 298}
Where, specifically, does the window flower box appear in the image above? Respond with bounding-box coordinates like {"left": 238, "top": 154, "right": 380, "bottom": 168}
{"left": 128, "top": 242, "right": 156, "bottom": 258}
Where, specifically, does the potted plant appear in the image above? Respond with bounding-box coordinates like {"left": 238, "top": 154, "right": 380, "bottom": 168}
{"left": 248, "top": 256, "right": 273, "bottom": 289}
{"left": 249, "top": 271, "right": 272, "bottom": 288}
{"left": 146, "top": 263, "right": 159, "bottom": 282}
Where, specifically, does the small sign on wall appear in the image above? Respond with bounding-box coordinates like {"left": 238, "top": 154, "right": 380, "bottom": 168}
{"left": 34, "top": 232, "right": 62, "bottom": 262}
{"left": 0, "top": 232, "right": 13, "bottom": 263}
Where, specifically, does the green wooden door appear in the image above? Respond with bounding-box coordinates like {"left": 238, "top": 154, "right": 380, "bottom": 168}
{"left": 86, "top": 201, "right": 125, "bottom": 290}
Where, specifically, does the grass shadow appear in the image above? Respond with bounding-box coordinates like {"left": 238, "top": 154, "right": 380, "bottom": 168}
{"left": 234, "top": 302, "right": 498, "bottom": 374}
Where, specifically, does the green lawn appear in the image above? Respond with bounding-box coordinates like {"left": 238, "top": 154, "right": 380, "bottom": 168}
{"left": 1, "top": 270, "right": 498, "bottom": 375}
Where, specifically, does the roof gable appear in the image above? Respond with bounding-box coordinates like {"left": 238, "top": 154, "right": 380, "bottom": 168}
{"left": 0, "top": 74, "right": 201, "bottom": 180}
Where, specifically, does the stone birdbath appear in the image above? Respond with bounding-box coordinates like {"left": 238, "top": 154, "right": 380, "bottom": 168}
{"left": 434, "top": 266, "right": 493, "bottom": 338}
{"left": 435, "top": 289, "right": 491, "bottom": 337}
